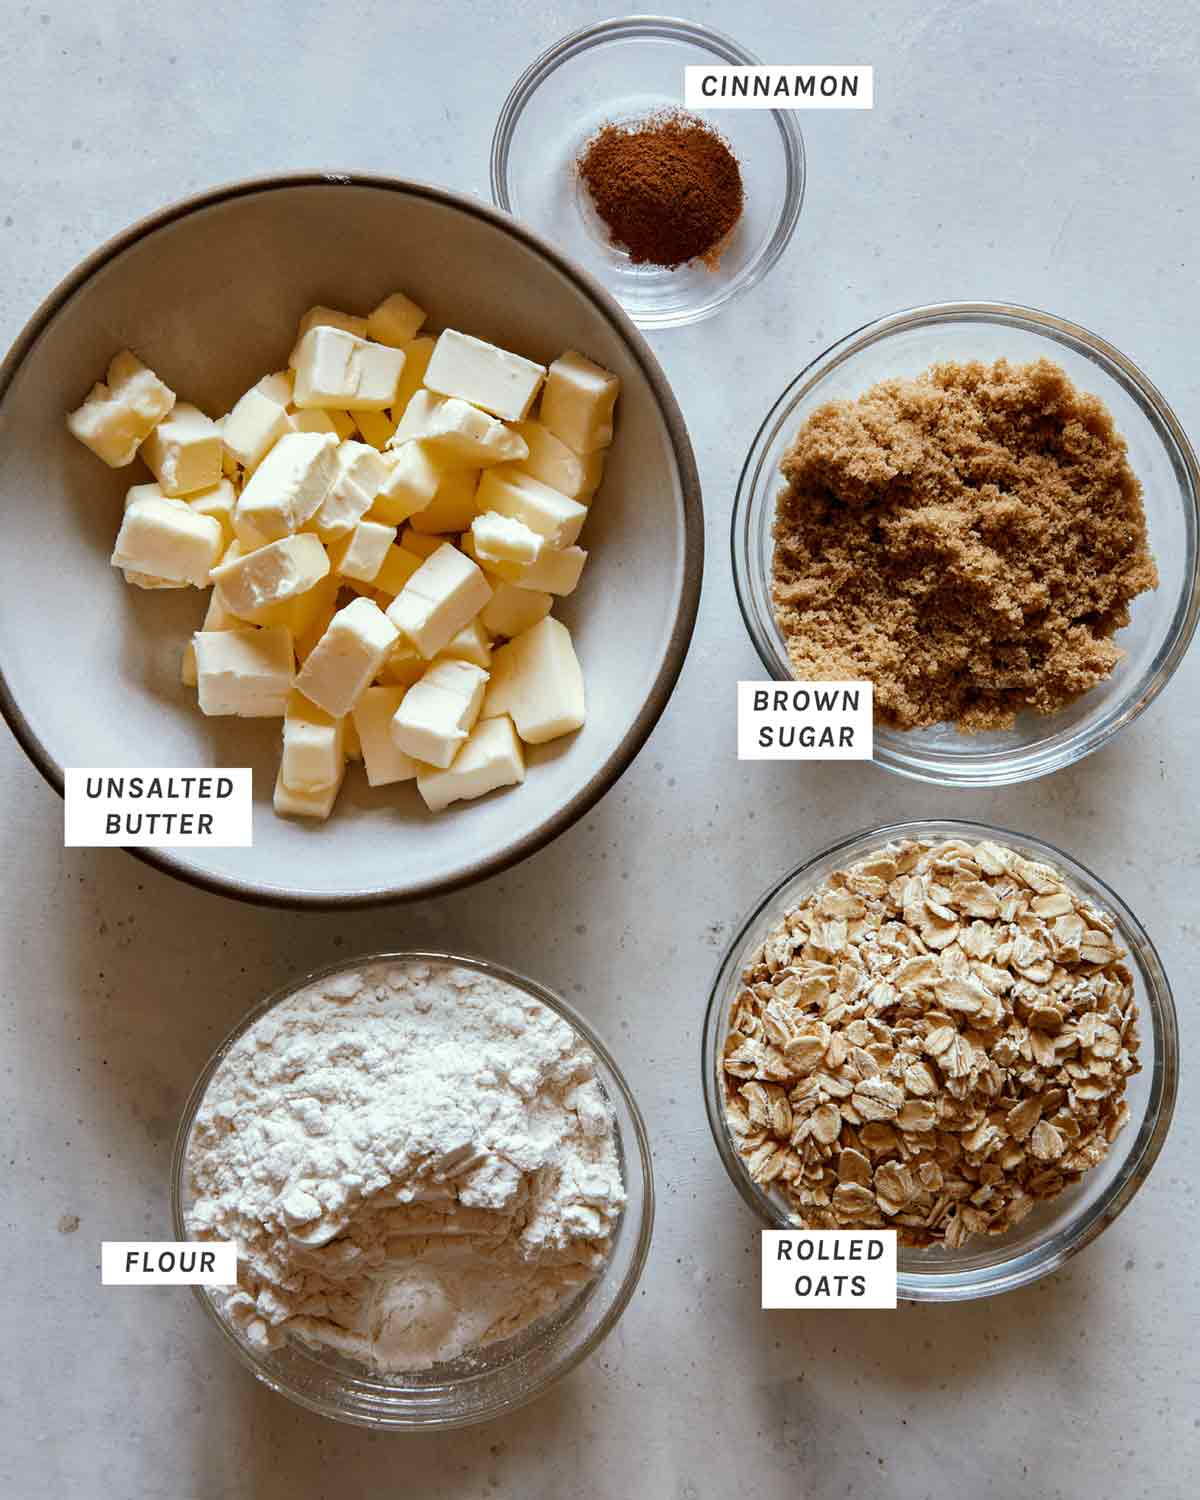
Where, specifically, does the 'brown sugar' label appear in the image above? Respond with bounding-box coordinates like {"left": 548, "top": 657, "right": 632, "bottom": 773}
{"left": 737, "top": 682, "right": 873, "bottom": 761}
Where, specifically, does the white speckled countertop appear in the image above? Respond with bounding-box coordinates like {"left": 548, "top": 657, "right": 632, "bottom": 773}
{"left": 1, "top": 2, "right": 1197, "bottom": 1496}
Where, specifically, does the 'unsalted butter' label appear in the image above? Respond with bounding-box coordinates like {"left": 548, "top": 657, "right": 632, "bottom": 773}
{"left": 64, "top": 767, "right": 253, "bottom": 847}
{"left": 101, "top": 1241, "right": 238, "bottom": 1286}
{"left": 761, "top": 1230, "right": 897, "bottom": 1308}
{"left": 684, "top": 65, "right": 874, "bottom": 110}
{"left": 737, "top": 681, "right": 873, "bottom": 760}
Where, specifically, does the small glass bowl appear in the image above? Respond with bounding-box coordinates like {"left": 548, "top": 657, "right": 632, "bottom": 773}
{"left": 490, "top": 16, "right": 805, "bottom": 329}
{"left": 702, "top": 820, "right": 1178, "bottom": 1302}
{"left": 171, "top": 951, "right": 654, "bottom": 1429}
{"left": 732, "top": 302, "right": 1200, "bottom": 786}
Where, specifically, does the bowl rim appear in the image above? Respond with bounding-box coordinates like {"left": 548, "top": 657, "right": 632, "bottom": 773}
{"left": 0, "top": 169, "right": 704, "bottom": 908}
{"left": 731, "top": 299, "right": 1200, "bottom": 786}
{"left": 170, "top": 947, "right": 656, "bottom": 1429}
{"left": 489, "top": 14, "right": 807, "bottom": 330}
{"left": 701, "top": 818, "right": 1179, "bottom": 1302}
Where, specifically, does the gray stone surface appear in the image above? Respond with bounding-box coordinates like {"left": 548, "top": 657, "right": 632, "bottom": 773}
{"left": 1, "top": 2, "right": 1197, "bottom": 1496}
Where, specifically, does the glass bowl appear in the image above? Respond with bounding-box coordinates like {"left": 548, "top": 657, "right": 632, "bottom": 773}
{"left": 732, "top": 302, "right": 1200, "bottom": 786}
{"left": 171, "top": 951, "right": 654, "bottom": 1429}
{"left": 701, "top": 820, "right": 1178, "bottom": 1302}
{"left": 490, "top": 16, "right": 805, "bottom": 329}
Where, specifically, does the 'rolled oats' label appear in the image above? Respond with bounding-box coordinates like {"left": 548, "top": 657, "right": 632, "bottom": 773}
{"left": 761, "top": 1230, "right": 896, "bottom": 1308}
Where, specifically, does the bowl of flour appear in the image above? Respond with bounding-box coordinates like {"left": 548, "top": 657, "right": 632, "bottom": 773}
{"left": 171, "top": 952, "right": 653, "bottom": 1429}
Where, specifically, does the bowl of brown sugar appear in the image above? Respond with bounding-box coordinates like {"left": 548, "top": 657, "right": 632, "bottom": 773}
{"left": 491, "top": 17, "right": 805, "bottom": 329}
{"left": 732, "top": 303, "right": 1200, "bottom": 785}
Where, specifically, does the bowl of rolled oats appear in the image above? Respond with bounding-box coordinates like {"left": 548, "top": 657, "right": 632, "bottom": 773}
{"left": 703, "top": 820, "right": 1177, "bottom": 1300}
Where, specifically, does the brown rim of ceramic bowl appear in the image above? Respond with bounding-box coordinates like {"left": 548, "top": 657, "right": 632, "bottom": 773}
{"left": 0, "top": 170, "right": 704, "bottom": 911}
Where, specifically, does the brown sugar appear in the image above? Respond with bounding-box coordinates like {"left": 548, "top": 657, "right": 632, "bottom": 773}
{"left": 577, "top": 110, "right": 743, "bottom": 269}
{"left": 770, "top": 358, "right": 1159, "bottom": 733}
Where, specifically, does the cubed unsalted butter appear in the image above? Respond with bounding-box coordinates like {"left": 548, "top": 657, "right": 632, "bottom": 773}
{"left": 513, "top": 543, "right": 588, "bottom": 596}
{"left": 329, "top": 518, "right": 397, "bottom": 584}
{"left": 392, "top": 335, "right": 435, "bottom": 418}
{"left": 235, "top": 431, "right": 339, "bottom": 545}
{"left": 408, "top": 468, "right": 481, "bottom": 535}
{"left": 289, "top": 573, "right": 342, "bottom": 662}
{"left": 540, "top": 350, "right": 620, "bottom": 454}
{"left": 295, "top": 596, "right": 399, "bottom": 718}
{"left": 376, "top": 635, "right": 427, "bottom": 687}
{"left": 182, "top": 588, "right": 239, "bottom": 686}
{"left": 391, "top": 393, "right": 528, "bottom": 467}
{"left": 111, "top": 495, "right": 223, "bottom": 587}
{"left": 417, "top": 714, "right": 526, "bottom": 812}
{"left": 292, "top": 326, "right": 404, "bottom": 413}
{"left": 511, "top": 419, "right": 605, "bottom": 500}
{"left": 311, "top": 440, "right": 388, "bottom": 538}
{"left": 222, "top": 384, "right": 290, "bottom": 472}
{"left": 140, "top": 402, "right": 223, "bottom": 496}
{"left": 480, "top": 581, "right": 553, "bottom": 638}
{"left": 354, "top": 409, "right": 397, "bottom": 450}
{"left": 391, "top": 658, "right": 488, "bottom": 768}
{"left": 287, "top": 305, "right": 367, "bottom": 368}
{"left": 471, "top": 511, "right": 544, "bottom": 566}
{"left": 401, "top": 528, "right": 444, "bottom": 560}
{"left": 67, "top": 351, "right": 175, "bottom": 467}
{"left": 372, "top": 542, "right": 423, "bottom": 599}
{"left": 273, "top": 759, "right": 345, "bottom": 821}
{"left": 188, "top": 478, "right": 237, "bottom": 547}
{"left": 195, "top": 625, "right": 294, "bottom": 717}
{"left": 287, "top": 407, "right": 338, "bottom": 436}
{"left": 386, "top": 542, "right": 492, "bottom": 659}
{"left": 352, "top": 685, "right": 419, "bottom": 786}
{"left": 211, "top": 533, "right": 330, "bottom": 622}
{"left": 475, "top": 468, "right": 587, "bottom": 548}
{"left": 370, "top": 441, "right": 444, "bottom": 525}
{"left": 281, "top": 691, "right": 345, "bottom": 791}
{"left": 257, "top": 370, "right": 295, "bottom": 406}
{"left": 489, "top": 616, "right": 584, "bottom": 744}
{"left": 366, "top": 291, "right": 426, "bottom": 348}
{"left": 438, "top": 618, "right": 492, "bottom": 669}
{"left": 424, "top": 329, "right": 545, "bottom": 422}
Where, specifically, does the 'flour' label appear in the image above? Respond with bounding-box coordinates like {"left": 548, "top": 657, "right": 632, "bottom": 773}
{"left": 684, "top": 66, "right": 874, "bottom": 110}
{"left": 101, "top": 1241, "right": 238, "bottom": 1286}
{"left": 64, "top": 768, "right": 253, "bottom": 847}
{"left": 737, "top": 681, "right": 873, "bottom": 760}
{"left": 761, "top": 1230, "right": 896, "bottom": 1308}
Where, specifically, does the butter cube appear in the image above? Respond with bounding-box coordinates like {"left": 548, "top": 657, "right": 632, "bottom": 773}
{"left": 513, "top": 543, "right": 588, "bottom": 596}
{"left": 343, "top": 714, "right": 362, "bottom": 760}
{"left": 401, "top": 529, "right": 444, "bottom": 560}
{"left": 273, "top": 760, "right": 344, "bottom": 821}
{"left": 391, "top": 393, "right": 528, "bottom": 467}
{"left": 296, "top": 597, "right": 399, "bottom": 718}
{"left": 67, "top": 351, "right": 175, "bottom": 467}
{"left": 392, "top": 335, "right": 435, "bottom": 417}
{"left": 438, "top": 619, "right": 492, "bottom": 671}
{"left": 292, "top": 326, "right": 404, "bottom": 412}
{"left": 354, "top": 409, "right": 397, "bottom": 450}
{"left": 181, "top": 589, "right": 238, "bottom": 686}
{"left": 408, "top": 468, "right": 480, "bottom": 535}
{"left": 211, "top": 533, "right": 330, "bottom": 623}
{"left": 257, "top": 370, "right": 295, "bottom": 406}
{"left": 222, "top": 384, "right": 290, "bottom": 472}
{"left": 311, "top": 440, "right": 388, "bottom": 538}
{"left": 329, "top": 518, "right": 397, "bottom": 584}
{"left": 366, "top": 291, "right": 426, "bottom": 348}
{"left": 471, "top": 511, "right": 544, "bottom": 566}
{"left": 282, "top": 691, "right": 345, "bottom": 792}
{"left": 141, "top": 402, "right": 223, "bottom": 496}
{"left": 511, "top": 419, "right": 605, "bottom": 500}
{"left": 111, "top": 495, "right": 223, "bottom": 587}
{"left": 475, "top": 468, "right": 587, "bottom": 548}
{"left": 480, "top": 641, "right": 516, "bottom": 720}
{"left": 235, "top": 431, "right": 338, "bottom": 545}
{"left": 386, "top": 542, "right": 492, "bottom": 659}
{"left": 372, "top": 543, "right": 423, "bottom": 599}
{"left": 417, "top": 715, "right": 525, "bottom": 812}
{"left": 370, "top": 441, "right": 443, "bottom": 525}
{"left": 287, "top": 305, "right": 367, "bottom": 367}
{"left": 492, "top": 616, "right": 584, "bottom": 744}
{"left": 376, "top": 635, "right": 427, "bottom": 687}
{"left": 352, "top": 685, "right": 419, "bottom": 786}
{"left": 287, "top": 408, "right": 338, "bottom": 436}
{"left": 425, "top": 329, "right": 545, "bottom": 421}
{"left": 540, "top": 351, "right": 620, "bottom": 454}
{"left": 195, "top": 626, "right": 294, "bottom": 717}
{"left": 188, "top": 478, "right": 237, "bottom": 547}
{"left": 290, "top": 575, "right": 341, "bottom": 663}
{"left": 480, "top": 582, "right": 553, "bottom": 639}
{"left": 392, "top": 658, "right": 488, "bottom": 768}
{"left": 123, "top": 570, "right": 187, "bottom": 590}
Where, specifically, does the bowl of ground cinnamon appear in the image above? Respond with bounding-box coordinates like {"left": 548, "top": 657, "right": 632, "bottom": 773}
{"left": 732, "top": 303, "right": 1200, "bottom": 786}
{"left": 491, "top": 17, "right": 804, "bottom": 329}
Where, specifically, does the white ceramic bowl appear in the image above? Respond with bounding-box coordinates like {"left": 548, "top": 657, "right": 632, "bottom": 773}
{"left": 0, "top": 173, "right": 702, "bottom": 906}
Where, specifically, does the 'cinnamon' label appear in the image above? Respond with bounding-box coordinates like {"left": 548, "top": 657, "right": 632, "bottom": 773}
{"left": 737, "top": 682, "right": 873, "bottom": 761}
{"left": 684, "top": 66, "right": 874, "bottom": 110}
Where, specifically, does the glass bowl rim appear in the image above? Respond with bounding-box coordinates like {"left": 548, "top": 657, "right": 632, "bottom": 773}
{"left": 170, "top": 948, "right": 656, "bottom": 1430}
{"left": 731, "top": 300, "right": 1200, "bottom": 786}
{"left": 701, "top": 817, "right": 1178, "bottom": 1302}
{"left": 489, "top": 13, "right": 807, "bottom": 330}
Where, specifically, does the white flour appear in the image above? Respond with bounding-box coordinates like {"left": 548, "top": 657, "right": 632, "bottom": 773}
{"left": 184, "top": 957, "right": 625, "bottom": 1372}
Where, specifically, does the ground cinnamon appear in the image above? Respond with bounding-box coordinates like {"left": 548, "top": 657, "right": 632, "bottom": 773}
{"left": 578, "top": 110, "right": 743, "bottom": 269}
